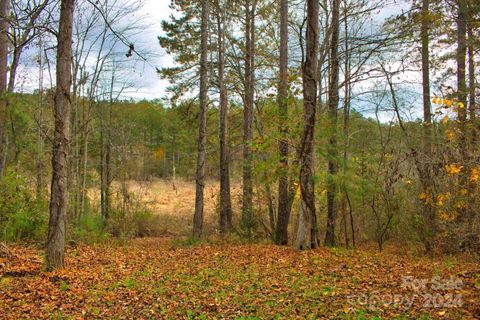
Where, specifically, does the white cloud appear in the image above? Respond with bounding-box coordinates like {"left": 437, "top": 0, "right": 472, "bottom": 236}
{"left": 11, "top": 0, "right": 175, "bottom": 102}
{"left": 118, "top": 0, "right": 175, "bottom": 100}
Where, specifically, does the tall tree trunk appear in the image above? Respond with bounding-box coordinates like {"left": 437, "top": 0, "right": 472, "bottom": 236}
{"left": 100, "top": 105, "right": 106, "bottom": 219}
{"left": 80, "top": 119, "right": 89, "bottom": 217}
{"left": 46, "top": 0, "right": 75, "bottom": 270}
{"left": 36, "top": 38, "right": 45, "bottom": 198}
{"left": 467, "top": 19, "right": 476, "bottom": 146}
{"left": 456, "top": 0, "right": 468, "bottom": 223}
{"left": 105, "top": 101, "right": 112, "bottom": 220}
{"left": 242, "top": 0, "right": 255, "bottom": 233}
{"left": 317, "top": 0, "right": 329, "bottom": 107}
{"left": 193, "top": 0, "right": 209, "bottom": 239}
{"left": 341, "top": 0, "right": 352, "bottom": 249}
{"left": 217, "top": 3, "right": 233, "bottom": 233}
{"left": 0, "top": 0, "right": 9, "bottom": 178}
{"left": 466, "top": 6, "right": 476, "bottom": 245}
{"left": 100, "top": 74, "right": 114, "bottom": 222}
{"left": 456, "top": 0, "right": 468, "bottom": 127}
{"left": 419, "top": 0, "right": 436, "bottom": 254}
{"left": 71, "top": 84, "right": 80, "bottom": 220}
{"left": 295, "top": 0, "right": 319, "bottom": 250}
{"left": 275, "top": 0, "right": 290, "bottom": 245}
{"left": 325, "top": 0, "right": 340, "bottom": 247}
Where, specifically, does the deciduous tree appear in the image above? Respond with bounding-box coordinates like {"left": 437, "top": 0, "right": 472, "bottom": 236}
{"left": 296, "top": 0, "right": 319, "bottom": 250}
{"left": 46, "top": 0, "right": 75, "bottom": 270}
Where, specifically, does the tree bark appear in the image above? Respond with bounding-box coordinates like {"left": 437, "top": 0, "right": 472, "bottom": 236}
{"left": 193, "top": 0, "right": 209, "bottom": 239}
{"left": 7, "top": 50, "right": 21, "bottom": 93}
{"left": 295, "top": 0, "right": 319, "bottom": 250}
{"left": 341, "top": 0, "right": 352, "bottom": 249}
{"left": 275, "top": 0, "right": 290, "bottom": 245}
{"left": 456, "top": 0, "right": 468, "bottom": 223}
{"left": 46, "top": 0, "right": 75, "bottom": 270}
{"left": 456, "top": 0, "right": 468, "bottom": 128}
{"left": 100, "top": 104, "right": 106, "bottom": 219}
{"left": 80, "top": 117, "right": 89, "bottom": 217}
{"left": 467, "top": 18, "right": 476, "bottom": 145}
{"left": 325, "top": 0, "right": 341, "bottom": 247}
{"left": 217, "top": 3, "right": 233, "bottom": 233}
{"left": 36, "top": 40, "right": 45, "bottom": 198}
{"left": 0, "top": 0, "right": 9, "bottom": 178}
{"left": 242, "top": 0, "right": 255, "bottom": 233}
{"left": 419, "top": 0, "right": 436, "bottom": 254}
{"left": 105, "top": 102, "right": 112, "bottom": 220}
{"left": 101, "top": 74, "right": 114, "bottom": 222}
{"left": 466, "top": 4, "right": 477, "bottom": 246}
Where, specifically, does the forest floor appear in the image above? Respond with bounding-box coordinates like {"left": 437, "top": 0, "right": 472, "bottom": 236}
{"left": 1, "top": 238, "right": 479, "bottom": 319}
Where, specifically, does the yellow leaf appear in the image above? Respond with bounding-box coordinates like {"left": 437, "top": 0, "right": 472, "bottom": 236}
{"left": 445, "top": 164, "right": 462, "bottom": 176}
{"left": 470, "top": 168, "right": 479, "bottom": 183}
{"left": 445, "top": 129, "right": 455, "bottom": 141}
{"left": 438, "top": 210, "right": 457, "bottom": 222}
{"left": 437, "top": 194, "right": 444, "bottom": 207}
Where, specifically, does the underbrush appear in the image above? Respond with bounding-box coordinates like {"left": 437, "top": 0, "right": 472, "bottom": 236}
{"left": 69, "top": 208, "right": 166, "bottom": 244}
{"left": 106, "top": 209, "right": 165, "bottom": 239}
{"left": 70, "top": 213, "right": 110, "bottom": 244}
{"left": 0, "top": 170, "right": 163, "bottom": 245}
{"left": 0, "top": 170, "right": 48, "bottom": 242}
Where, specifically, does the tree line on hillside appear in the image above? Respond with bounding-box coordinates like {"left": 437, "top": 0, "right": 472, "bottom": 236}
{"left": 0, "top": 0, "right": 478, "bottom": 269}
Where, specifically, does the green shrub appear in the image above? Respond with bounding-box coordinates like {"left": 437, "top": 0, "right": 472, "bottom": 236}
{"left": 0, "top": 170, "right": 48, "bottom": 242}
{"left": 70, "top": 213, "right": 110, "bottom": 244}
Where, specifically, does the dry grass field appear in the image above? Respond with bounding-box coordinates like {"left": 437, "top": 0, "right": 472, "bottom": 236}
{"left": 88, "top": 179, "right": 243, "bottom": 236}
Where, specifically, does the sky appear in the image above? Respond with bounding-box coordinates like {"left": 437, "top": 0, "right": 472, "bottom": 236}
{"left": 131, "top": 0, "right": 414, "bottom": 105}
{"left": 12, "top": 0, "right": 175, "bottom": 101}
{"left": 121, "top": 0, "right": 174, "bottom": 100}
{"left": 13, "top": 0, "right": 423, "bottom": 117}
